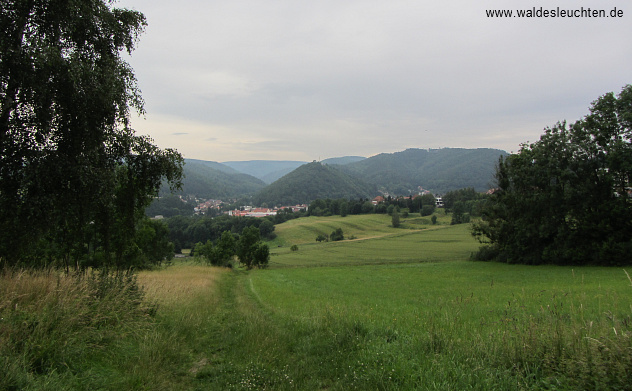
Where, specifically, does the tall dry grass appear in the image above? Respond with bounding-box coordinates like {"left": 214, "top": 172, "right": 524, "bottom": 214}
{"left": 0, "top": 267, "right": 156, "bottom": 389}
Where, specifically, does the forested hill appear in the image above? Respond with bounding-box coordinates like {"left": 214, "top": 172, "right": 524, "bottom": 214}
{"left": 222, "top": 156, "right": 366, "bottom": 183}
{"left": 163, "top": 159, "right": 266, "bottom": 199}
{"left": 252, "top": 162, "right": 377, "bottom": 206}
{"left": 337, "top": 148, "right": 508, "bottom": 195}
{"left": 173, "top": 148, "right": 506, "bottom": 202}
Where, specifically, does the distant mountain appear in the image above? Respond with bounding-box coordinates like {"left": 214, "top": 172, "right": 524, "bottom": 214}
{"left": 165, "top": 159, "right": 267, "bottom": 199}
{"left": 252, "top": 162, "right": 377, "bottom": 206}
{"left": 222, "top": 160, "right": 306, "bottom": 184}
{"left": 340, "top": 148, "right": 507, "bottom": 195}
{"left": 171, "top": 149, "right": 505, "bottom": 203}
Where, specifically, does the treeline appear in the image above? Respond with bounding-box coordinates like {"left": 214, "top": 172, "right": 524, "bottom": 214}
{"left": 194, "top": 226, "right": 270, "bottom": 269}
{"left": 146, "top": 194, "right": 196, "bottom": 218}
{"left": 164, "top": 209, "right": 303, "bottom": 251}
{"left": 441, "top": 188, "right": 490, "bottom": 224}
{"left": 306, "top": 195, "right": 437, "bottom": 217}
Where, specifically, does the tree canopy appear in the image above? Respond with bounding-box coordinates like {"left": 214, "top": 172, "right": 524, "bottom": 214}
{"left": 0, "top": 0, "right": 183, "bottom": 268}
{"left": 472, "top": 85, "right": 632, "bottom": 266}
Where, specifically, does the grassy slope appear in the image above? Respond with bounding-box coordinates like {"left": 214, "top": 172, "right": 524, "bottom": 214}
{"left": 270, "top": 212, "right": 452, "bottom": 246}
{"left": 268, "top": 212, "right": 475, "bottom": 267}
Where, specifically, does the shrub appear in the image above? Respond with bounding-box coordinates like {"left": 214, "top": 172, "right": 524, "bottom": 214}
{"left": 330, "top": 228, "right": 344, "bottom": 241}
{"left": 391, "top": 212, "right": 401, "bottom": 228}
{"left": 421, "top": 205, "right": 435, "bottom": 216}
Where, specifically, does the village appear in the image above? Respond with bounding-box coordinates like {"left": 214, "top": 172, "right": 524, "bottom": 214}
{"left": 189, "top": 188, "right": 445, "bottom": 220}
{"left": 193, "top": 198, "right": 308, "bottom": 218}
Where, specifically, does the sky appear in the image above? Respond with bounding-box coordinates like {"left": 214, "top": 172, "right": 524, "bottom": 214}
{"left": 115, "top": 0, "right": 631, "bottom": 162}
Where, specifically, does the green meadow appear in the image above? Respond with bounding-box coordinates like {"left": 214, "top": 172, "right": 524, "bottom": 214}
{"left": 2, "top": 213, "right": 631, "bottom": 390}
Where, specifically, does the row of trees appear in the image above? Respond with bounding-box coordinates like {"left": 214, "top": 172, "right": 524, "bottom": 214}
{"left": 165, "top": 214, "right": 277, "bottom": 251}
{"left": 0, "top": 1, "right": 183, "bottom": 269}
{"left": 307, "top": 194, "right": 437, "bottom": 217}
{"left": 441, "top": 188, "right": 489, "bottom": 225}
{"left": 316, "top": 228, "right": 345, "bottom": 242}
{"left": 473, "top": 85, "right": 632, "bottom": 266}
{"left": 194, "top": 227, "right": 269, "bottom": 269}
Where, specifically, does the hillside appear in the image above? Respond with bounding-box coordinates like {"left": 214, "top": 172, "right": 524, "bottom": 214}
{"left": 165, "top": 159, "right": 266, "bottom": 199}
{"left": 222, "top": 157, "right": 365, "bottom": 183}
{"left": 252, "top": 162, "right": 376, "bottom": 206}
{"left": 174, "top": 149, "right": 505, "bottom": 202}
{"left": 321, "top": 156, "right": 366, "bottom": 165}
{"left": 340, "top": 148, "right": 507, "bottom": 195}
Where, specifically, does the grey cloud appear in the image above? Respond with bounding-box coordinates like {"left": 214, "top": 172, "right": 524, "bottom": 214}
{"left": 118, "top": 0, "right": 631, "bottom": 160}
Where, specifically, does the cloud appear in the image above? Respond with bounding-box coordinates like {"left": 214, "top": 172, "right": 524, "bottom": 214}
{"left": 119, "top": 0, "right": 632, "bottom": 160}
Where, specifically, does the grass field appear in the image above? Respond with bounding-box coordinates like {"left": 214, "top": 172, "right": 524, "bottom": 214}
{"left": 3, "top": 213, "right": 631, "bottom": 390}
{"left": 268, "top": 212, "right": 476, "bottom": 267}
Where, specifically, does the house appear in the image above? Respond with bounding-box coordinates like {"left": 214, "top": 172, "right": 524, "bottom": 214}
{"left": 372, "top": 196, "right": 385, "bottom": 205}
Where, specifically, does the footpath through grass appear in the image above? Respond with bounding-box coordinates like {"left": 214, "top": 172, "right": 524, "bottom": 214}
{"left": 135, "top": 260, "right": 632, "bottom": 390}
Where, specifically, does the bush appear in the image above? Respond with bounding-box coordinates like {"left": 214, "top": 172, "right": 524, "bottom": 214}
{"left": 391, "top": 212, "right": 400, "bottom": 228}
{"left": 290, "top": 245, "right": 299, "bottom": 252}
{"left": 330, "top": 228, "right": 344, "bottom": 241}
{"left": 469, "top": 245, "right": 500, "bottom": 262}
{"left": 252, "top": 242, "right": 270, "bottom": 269}
{"left": 421, "top": 205, "right": 435, "bottom": 217}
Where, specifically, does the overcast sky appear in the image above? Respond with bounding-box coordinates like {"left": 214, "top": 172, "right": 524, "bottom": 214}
{"left": 116, "top": 0, "right": 631, "bottom": 162}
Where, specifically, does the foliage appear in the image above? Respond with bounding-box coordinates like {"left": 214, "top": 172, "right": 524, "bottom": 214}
{"left": 329, "top": 227, "right": 345, "bottom": 241}
{"left": 391, "top": 210, "right": 401, "bottom": 227}
{"left": 290, "top": 244, "right": 299, "bottom": 251}
{"left": 473, "top": 85, "right": 632, "bottom": 265}
{"left": 236, "top": 226, "right": 269, "bottom": 269}
{"left": 196, "top": 231, "right": 237, "bottom": 267}
{"left": 251, "top": 241, "right": 270, "bottom": 268}
{"left": 420, "top": 204, "right": 435, "bottom": 216}
{"left": 145, "top": 194, "right": 195, "bottom": 218}
{"left": 133, "top": 218, "right": 175, "bottom": 268}
{"left": 0, "top": 0, "right": 183, "bottom": 268}
{"left": 450, "top": 202, "right": 471, "bottom": 225}
{"left": 258, "top": 219, "right": 276, "bottom": 240}
{"left": 165, "top": 214, "right": 276, "bottom": 250}
{"left": 308, "top": 197, "right": 374, "bottom": 217}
